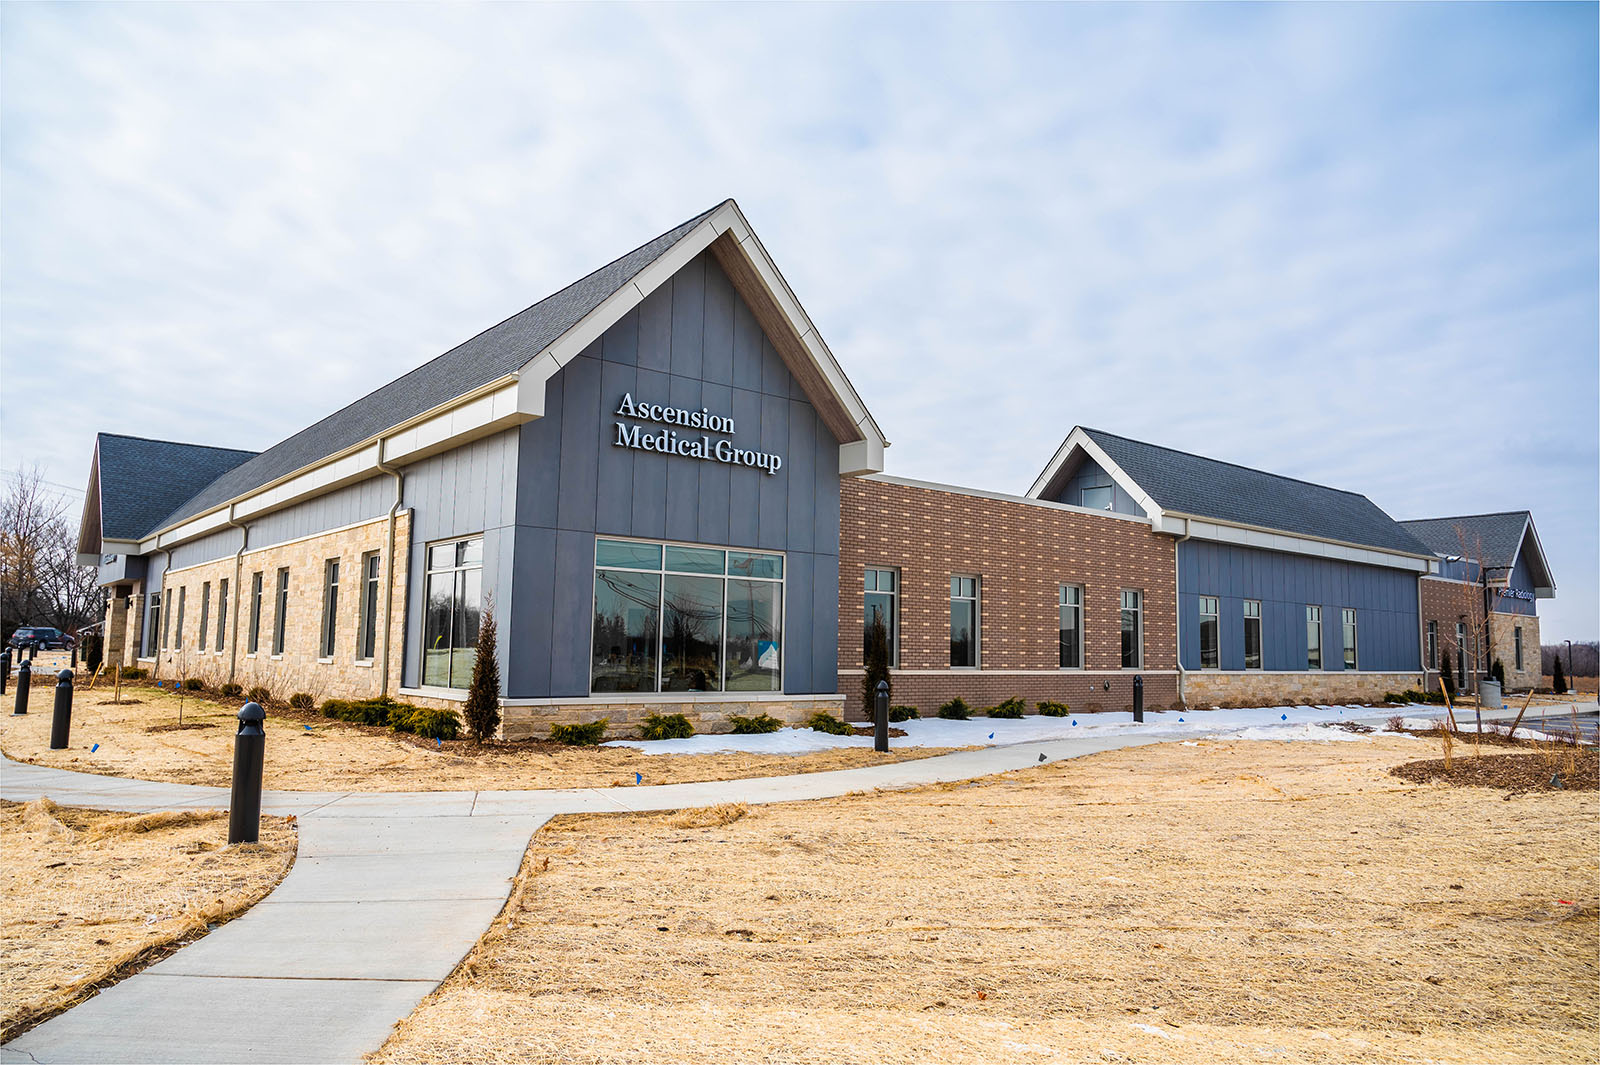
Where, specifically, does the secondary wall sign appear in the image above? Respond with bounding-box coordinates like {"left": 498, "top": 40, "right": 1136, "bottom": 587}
{"left": 611, "top": 392, "right": 784, "bottom": 475}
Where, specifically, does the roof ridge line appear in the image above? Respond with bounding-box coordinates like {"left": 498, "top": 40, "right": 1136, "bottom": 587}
{"left": 1398, "top": 510, "right": 1531, "bottom": 523}
{"left": 1081, "top": 426, "right": 1375, "bottom": 501}
{"left": 98, "top": 432, "right": 259, "bottom": 455}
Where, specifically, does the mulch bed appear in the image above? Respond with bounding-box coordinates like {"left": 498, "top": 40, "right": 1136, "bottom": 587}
{"left": 1391, "top": 750, "right": 1599, "bottom": 792}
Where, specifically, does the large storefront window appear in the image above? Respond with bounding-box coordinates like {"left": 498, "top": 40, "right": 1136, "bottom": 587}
{"left": 591, "top": 539, "right": 782, "bottom": 694}
{"left": 423, "top": 537, "right": 482, "bottom": 688}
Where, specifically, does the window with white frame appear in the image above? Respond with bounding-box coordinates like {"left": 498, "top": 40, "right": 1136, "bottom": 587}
{"left": 424, "top": 538, "right": 483, "bottom": 688}
{"left": 1059, "top": 584, "right": 1083, "bottom": 668}
{"left": 591, "top": 538, "right": 783, "bottom": 694}
{"left": 1306, "top": 605, "right": 1323, "bottom": 670}
{"left": 1426, "top": 621, "right": 1437, "bottom": 670}
{"left": 950, "top": 576, "right": 979, "bottom": 667}
{"left": 1342, "top": 608, "right": 1357, "bottom": 670}
{"left": 1120, "top": 589, "right": 1143, "bottom": 668}
{"left": 1198, "top": 595, "right": 1220, "bottom": 669}
{"left": 1243, "top": 599, "right": 1262, "bottom": 670}
{"left": 216, "top": 578, "right": 228, "bottom": 652}
{"left": 1080, "top": 485, "right": 1113, "bottom": 511}
{"left": 358, "top": 552, "right": 381, "bottom": 661}
{"left": 864, "top": 568, "right": 899, "bottom": 667}
{"left": 198, "top": 582, "right": 211, "bottom": 652}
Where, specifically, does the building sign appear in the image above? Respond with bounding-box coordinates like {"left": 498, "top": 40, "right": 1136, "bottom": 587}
{"left": 611, "top": 393, "right": 783, "bottom": 475}
{"left": 1497, "top": 587, "right": 1534, "bottom": 602}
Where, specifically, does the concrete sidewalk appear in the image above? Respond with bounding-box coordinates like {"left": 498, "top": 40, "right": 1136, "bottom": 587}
{"left": 0, "top": 718, "right": 1379, "bottom": 1064}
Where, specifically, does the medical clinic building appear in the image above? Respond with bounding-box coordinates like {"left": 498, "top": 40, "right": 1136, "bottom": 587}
{"left": 77, "top": 200, "right": 1557, "bottom": 734}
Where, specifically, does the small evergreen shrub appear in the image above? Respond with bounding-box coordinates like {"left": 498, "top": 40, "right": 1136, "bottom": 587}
{"left": 551, "top": 719, "right": 609, "bottom": 746}
{"left": 1440, "top": 650, "right": 1456, "bottom": 698}
{"left": 462, "top": 604, "right": 501, "bottom": 743}
{"left": 888, "top": 705, "right": 919, "bottom": 722}
{"left": 390, "top": 706, "right": 460, "bottom": 741}
{"left": 220, "top": 683, "right": 243, "bottom": 697}
{"left": 985, "top": 697, "right": 1026, "bottom": 719}
{"left": 727, "top": 712, "right": 783, "bottom": 734}
{"left": 321, "top": 697, "right": 412, "bottom": 726}
{"left": 862, "top": 611, "right": 892, "bottom": 712}
{"left": 1037, "top": 700, "right": 1070, "bottom": 716}
{"left": 1553, "top": 656, "right": 1567, "bottom": 694}
{"left": 182, "top": 678, "right": 204, "bottom": 691}
{"left": 288, "top": 692, "right": 315, "bottom": 710}
{"left": 119, "top": 667, "right": 147, "bottom": 680}
{"left": 936, "top": 697, "right": 971, "bottom": 720}
{"left": 640, "top": 712, "right": 695, "bottom": 741}
{"left": 1491, "top": 659, "right": 1506, "bottom": 686}
{"left": 245, "top": 686, "right": 272, "bottom": 705}
{"left": 805, "top": 711, "right": 852, "bottom": 735}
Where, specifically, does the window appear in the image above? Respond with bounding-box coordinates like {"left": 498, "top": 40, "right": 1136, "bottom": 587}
{"left": 273, "top": 568, "right": 289, "bottom": 656}
{"left": 216, "top": 578, "right": 228, "bottom": 651}
{"left": 591, "top": 538, "right": 783, "bottom": 694}
{"left": 1080, "top": 485, "right": 1113, "bottom": 511}
{"left": 1198, "top": 595, "right": 1220, "bottom": 669}
{"left": 1514, "top": 626, "right": 1524, "bottom": 671}
{"left": 864, "top": 568, "right": 899, "bottom": 667}
{"left": 147, "top": 592, "right": 162, "bottom": 656}
{"left": 1306, "top": 606, "right": 1323, "bottom": 670}
{"left": 173, "top": 586, "right": 186, "bottom": 649}
{"left": 1455, "top": 621, "right": 1468, "bottom": 685}
{"left": 1059, "top": 585, "right": 1083, "bottom": 668}
{"left": 320, "top": 559, "right": 340, "bottom": 658}
{"left": 1243, "top": 599, "right": 1262, "bottom": 670}
{"left": 198, "top": 582, "right": 211, "bottom": 652}
{"left": 424, "top": 538, "right": 483, "bottom": 688}
{"left": 1427, "top": 621, "right": 1438, "bottom": 670}
{"left": 1342, "top": 608, "right": 1358, "bottom": 670}
{"left": 950, "top": 576, "right": 979, "bottom": 667}
{"left": 248, "top": 572, "right": 263, "bottom": 654}
{"left": 1120, "top": 590, "right": 1143, "bottom": 668}
{"left": 358, "top": 553, "right": 381, "bottom": 661}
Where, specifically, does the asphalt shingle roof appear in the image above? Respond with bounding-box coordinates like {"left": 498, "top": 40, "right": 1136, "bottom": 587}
{"left": 1078, "top": 428, "right": 1432, "bottom": 557}
{"left": 1398, "top": 512, "right": 1531, "bottom": 568}
{"left": 150, "top": 202, "right": 725, "bottom": 534}
{"left": 95, "top": 434, "right": 259, "bottom": 541}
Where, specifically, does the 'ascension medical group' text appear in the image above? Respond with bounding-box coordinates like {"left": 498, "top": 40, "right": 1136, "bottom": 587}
{"left": 610, "top": 392, "right": 783, "bottom": 475}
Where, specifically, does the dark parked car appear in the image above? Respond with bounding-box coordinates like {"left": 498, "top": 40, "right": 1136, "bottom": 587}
{"left": 7, "top": 627, "right": 75, "bottom": 651}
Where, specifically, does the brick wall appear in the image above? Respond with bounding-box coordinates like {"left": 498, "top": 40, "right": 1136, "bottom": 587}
{"left": 838, "top": 477, "right": 1178, "bottom": 716}
{"left": 151, "top": 512, "right": 410, "bottom": 704}
{"left": 1420, "top": 576, "right": 1486, "bottom": 693}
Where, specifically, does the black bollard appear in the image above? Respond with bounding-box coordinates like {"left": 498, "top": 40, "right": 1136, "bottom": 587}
{"left": 13, "top": 659, "right": 31, "bottom": 715}
{"left": 50, "top": 670, "right": 74, "bottom": 750}
{"left": 874, "top": 679, "right": 890, "bottom": 753}
{"left": 229, "top": 701, "right": 267, "bottom": 844}
{"left": 1, "top": 649, "right": 10, "bottom": 696}
{"left": 1133, "top": 674, "right": 1144, "bottom": 723}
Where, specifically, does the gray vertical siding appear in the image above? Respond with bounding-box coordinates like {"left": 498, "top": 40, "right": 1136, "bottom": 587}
{"left": 1050, "top": 458, "right": 1142, "bottom": 516}
{"left": 1177, "top": 540, "right": 1420, "bottom": 673}
{"left": 399, "top": 430, "right": 520, "bottom": 689}
{"left": 168, "top": 527, "right": 244, "bottom": 571}
{"left": 512, "top": 249, "right": 843, "bottom": 699}
{"left": 247, "top": 477, "right": 392, "bottom": 550}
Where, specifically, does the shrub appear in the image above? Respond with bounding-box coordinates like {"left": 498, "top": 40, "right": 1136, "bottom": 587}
{"left": 119, "top": 667, "right": 147, "bottom": 680}
{"left": 1440, "top": 650, "right": 1456, "bottom": 698}
{"left": 463, "top": 603, "right": 501, "bottom": 743}
{"left": 1491, "top": 659, "right": 1506, "bottom": 686}
{"left": 391, "top": 706, "right": 460, "bottom": 741}
{"left": 936, "top": 697, "right": 971, "bottom": 720}
{"left": 985, "top": 697, "right": 1026, "bottom": 719}
{"left": 288, "top": 692, "right": 315, "bottom": 710}
{"left": 862, "top": 611, "right": 891, "bottom": 711}
{"left": 220, "top": 683, "right": 243, "bottom": 698}
{"left": 1553, "top": 656, "right": 1567, "bottom": 694}
{"left": 888, "top": 705, "right": 919, "bottom": 722}
{"left": 1037, "top": 700, "right": 1070, "bottom": 717}
{"left": 321, "top": 698, "right": 392, "bottom": 726}
{"left": 805, "top": 711, "right": 852, "bottom": 735}
{"left": 182, "top": 678, "right": 204, "bottom": 691}
{"left": 245, "top": 686, "right": 272, "bottom": 705}
{"left": 640, "top": 712, "right": 695, "bottom": 741}
{"left": 551, "top": 719, "right": 609, "bottom": 746}
{"left": 728, "top": 712, "right": 783, "bottom": 734}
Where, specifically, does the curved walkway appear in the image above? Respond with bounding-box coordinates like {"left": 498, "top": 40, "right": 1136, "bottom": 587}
{"left": 0, "top": 719, "right": 1350, "bottom": 1064}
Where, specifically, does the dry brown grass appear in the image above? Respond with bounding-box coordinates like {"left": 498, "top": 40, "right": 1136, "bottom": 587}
{"left": 0, "top": 799, "right": 296, "bottom": 1042}
{"left": 0, "top": 683, "right": 958, "bottom": 792}
{"left": 373, "top": 737, "right": 1598, "bottom": 1064}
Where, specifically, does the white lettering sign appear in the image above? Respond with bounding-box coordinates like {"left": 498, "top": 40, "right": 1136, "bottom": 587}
{"left": 612, "top": 393, "right": 783, "bottom": 475}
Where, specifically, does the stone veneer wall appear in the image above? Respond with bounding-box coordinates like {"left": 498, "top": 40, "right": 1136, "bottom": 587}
{"left": 839, "top": 669, "right": 1180, "bottom": 716}
{"left": 1487, "top": 613, "right": 1541, "bottom": 691}
{"left": 150, "top": 512, "right": 410, "bottom": 703}
{"left": 498, "top": 695, "right": 845, "bottom": 742}
{"left": 1182, "top": 670, "right": 1422, "bottom": 706}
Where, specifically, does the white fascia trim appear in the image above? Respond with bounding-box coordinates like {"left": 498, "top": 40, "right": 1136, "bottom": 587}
{"left": 863, "top": 473, "right": 1154, "bottom": 526}
{"left": 515, "top": 200, "right": 887, "bottom": 476}
{"left": 141, "top": 375, "right": 531, "bottom": 554}
{"left": 1167, "top": 513, "right": 1432, "bottom": 572}
{"left": 1024, "top": 427, "right": 1163, "bottom": 524}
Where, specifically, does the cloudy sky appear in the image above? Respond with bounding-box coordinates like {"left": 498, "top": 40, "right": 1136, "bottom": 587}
{"left": 3, "top": 2, "right": 1595, "bottom": 642}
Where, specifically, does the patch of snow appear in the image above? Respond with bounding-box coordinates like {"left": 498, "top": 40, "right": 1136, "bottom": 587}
{"left": 1131, "top": 1023, "right": 1179, "bottom": 1039}
{"left": 1223, "top": 723, "right": 1369, "bottom": 743}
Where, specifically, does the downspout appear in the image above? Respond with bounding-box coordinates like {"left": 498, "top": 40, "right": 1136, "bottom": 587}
{"left": 376, "top": 455, "right": 405, "bottom": 698}
{"left": 1173, "top": 519, "right": 1191, "bottom": 709}
{"left": 226, "top": 504, "right": 248, "bottom": 685}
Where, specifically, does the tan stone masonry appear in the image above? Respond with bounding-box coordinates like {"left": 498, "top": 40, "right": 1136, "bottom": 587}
{"left": 1182, "top": 670, "right": 1422, "bottom": 706}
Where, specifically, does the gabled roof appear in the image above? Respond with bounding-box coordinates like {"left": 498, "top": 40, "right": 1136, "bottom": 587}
{"left": 1399, "top": 511, "right": 1555, "bottom": 591}
{"left": 89, "top": 433, "right": 258, "bottom": 542}
{"left": 136, "top": 199, "right": 886, "bottom": 542}
{"left": 1030, "top": 427, "right": 1432, "bottom": 558}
